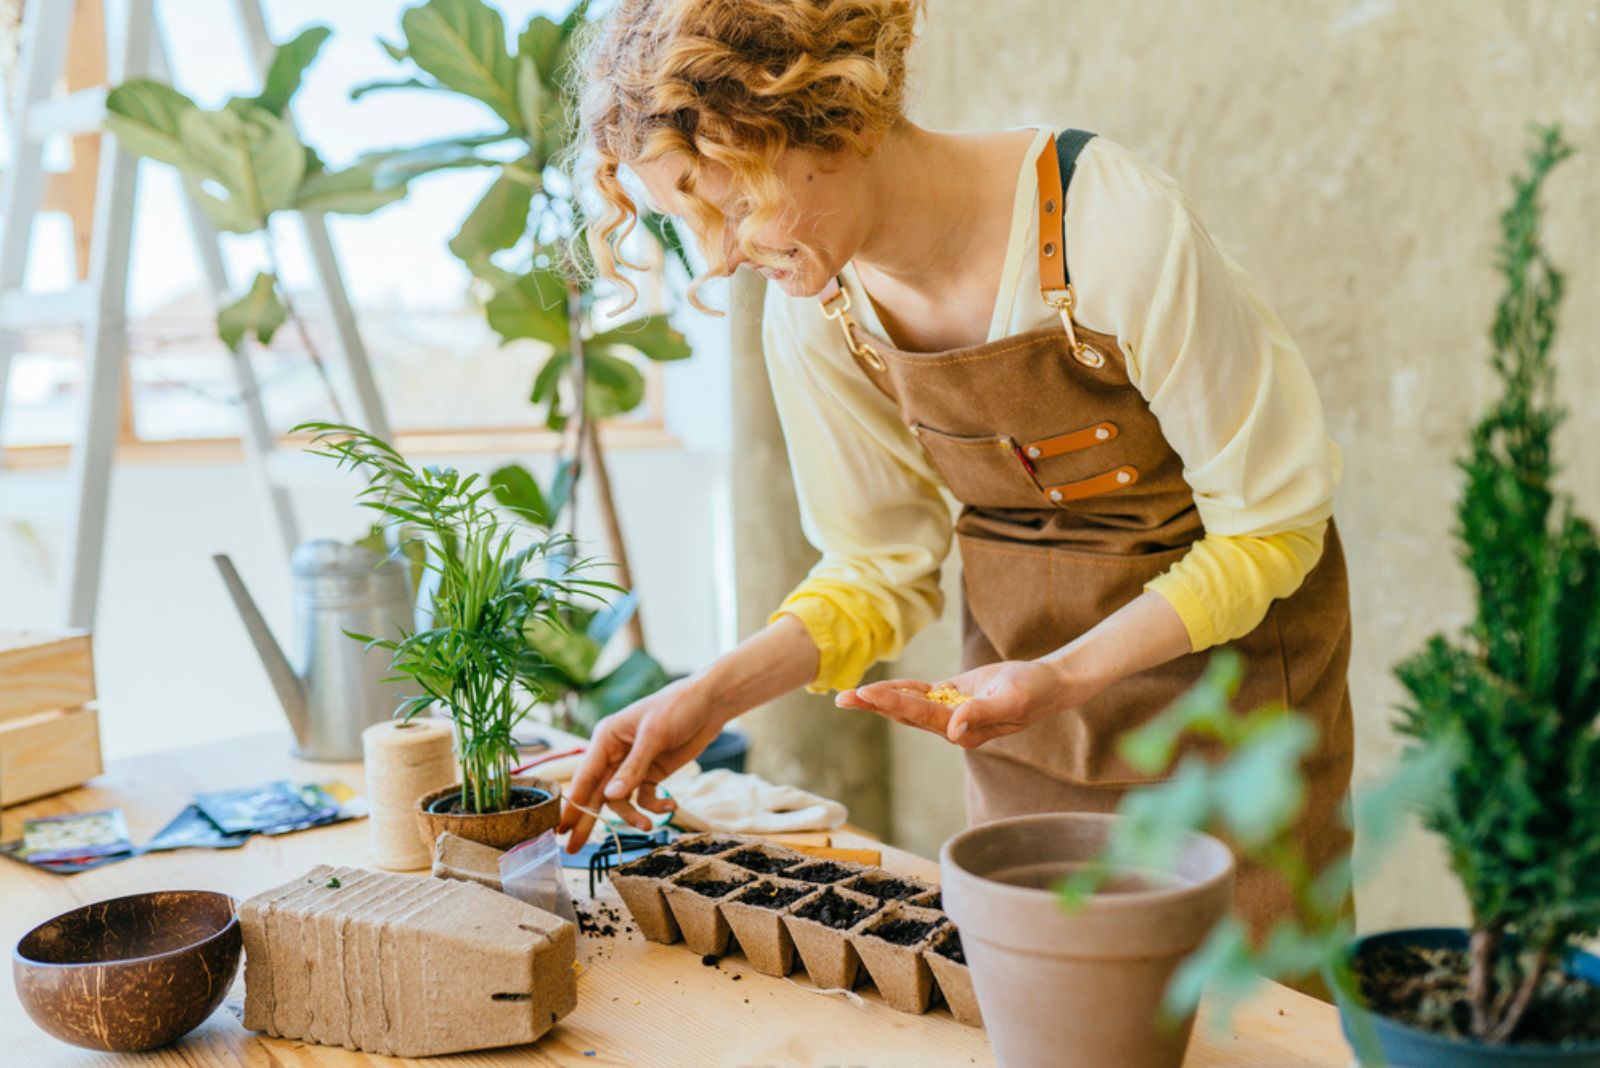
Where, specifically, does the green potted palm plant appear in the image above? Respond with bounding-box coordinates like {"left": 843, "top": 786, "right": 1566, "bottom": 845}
{"left": 299, "top": 421, "right": 610, "bottom": 849}
{"left": 1336, "top": 125, "right": 1600, "bottom": 1065}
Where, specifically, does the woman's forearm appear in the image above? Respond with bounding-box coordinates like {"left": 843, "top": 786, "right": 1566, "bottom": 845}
{"left": 689, "top": 614, "right": 820, "bottom": 724}
{"left": 1040, "top": 589, "right": 1193, "bottom": 697}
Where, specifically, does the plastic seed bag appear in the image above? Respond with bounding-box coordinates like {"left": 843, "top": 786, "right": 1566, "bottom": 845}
{"left": 498, "top": 831, "right": 577, "bottom": 927}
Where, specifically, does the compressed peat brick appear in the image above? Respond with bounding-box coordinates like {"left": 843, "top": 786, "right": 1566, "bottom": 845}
{"left": 610, "top": 848, "right": 690, "bottom": 944}
{"left": 431, "top": 831, "right": 507, "bottom": 892}
{"left": 720, "top": 877, "right": 817, "bottom": 977}
{"left": 782, "top": 885, "right": 882, "bottom": 992}
{"left": 240, "top": 865, "right": 576, "bottom": 1057}
{"left": 661, "top": 859, "right": 755, "bottom": 957}
{"left": 924, "top": 927, "right": 983, "bottom": 1028}
{"left": 851, "top": 902, "right": 946, "bottom": 1014}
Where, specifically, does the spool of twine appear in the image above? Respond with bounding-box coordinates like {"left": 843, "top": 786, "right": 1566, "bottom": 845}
{"left": 363, "top": 717, "right": 455, "bottom": 871}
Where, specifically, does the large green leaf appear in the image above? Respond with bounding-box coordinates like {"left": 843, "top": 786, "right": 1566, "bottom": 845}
{"left": 361, "top": 132, "right": 513, "bottom": 188}
{"left": 523, "top": 615, "right": 601, "bottom": 686}
{"left": 349, "top": 76, "right": 436, "bottom": 100}
{"left": 485, "top": 268, "right": 569, "bottom": 346}
{"left": 583, "top": 350, "right": 646, "bottom": 418}
{"left": 448, "top": 167, "right": 534, "bottom": 262}
{"left": 293, "top": 159, "right": 408, "bottom": 214}
{"left": 590, "top": 314, "right": 692, "bottom": 363}
{"left": 217, "top": 272, "right": 287, "bottom": 348}
{"left": 249, "top": 25, "right": 331, "bottom": 116}
{"left": 572, "top": 648, "right": 671, "bottom": 737}
{"left": 489, "top": 463, "right": 551, "bottom": 526}
{"left": 104, "top": 80, "right": 199, "bottom": 168}
{"left": 179, "top": 103, "right": 306, "bottom": 231}
{"left": 516, "top": 15, "right": 563, "bottom": 85}
{"left": 400, "top": 0, "right": 522, "bottom": 130}
{"left": 641, "top": 212, "right": 695, "bottom": 278}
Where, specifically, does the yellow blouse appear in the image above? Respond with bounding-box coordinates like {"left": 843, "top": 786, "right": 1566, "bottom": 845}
{"left": 762, "top": 128, "right": 1342, "bottom": 692}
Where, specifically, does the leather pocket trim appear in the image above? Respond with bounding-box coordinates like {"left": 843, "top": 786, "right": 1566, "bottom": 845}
{"left": 1042, "top": 465, "right": 1139, "bottom": 504}
{"left": 1022, "top": 421, "right": 1118, "bottom": 460}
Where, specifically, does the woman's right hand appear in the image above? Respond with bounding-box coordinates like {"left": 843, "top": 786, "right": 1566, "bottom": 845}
{"left": 557, "top": 677, "right": 723, "bottom": 852}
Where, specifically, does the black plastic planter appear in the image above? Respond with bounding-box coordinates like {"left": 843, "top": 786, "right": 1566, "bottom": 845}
{"left": 1334, "top": 929, "right": 1600, "bottom": 1067}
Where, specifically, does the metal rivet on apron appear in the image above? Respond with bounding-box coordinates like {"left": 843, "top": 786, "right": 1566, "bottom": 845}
{"left": 1026, "top": 446, "right": 1041, "bottom": 459}
{"left": 1044, "top": 198, "right": 1057, "bottom": 214}
{"left": 1095, "top": 427, "right": 1110, "bottom": 440}
{"left": 1048, "top": 489, "right": 1063, "bottom": 502}
{"left": 1116, "top": 470, "right": 1132, "bottom": 484}
{"left": 1042, "top": 242, "right": 1056, "bottom": 257}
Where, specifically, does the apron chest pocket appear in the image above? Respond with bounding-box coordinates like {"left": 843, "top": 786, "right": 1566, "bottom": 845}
{"left": 910, "top": 423, "right": 1048, "bottom": 510}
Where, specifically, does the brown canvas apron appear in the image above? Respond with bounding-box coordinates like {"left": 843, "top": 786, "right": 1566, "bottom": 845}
{"left": 816, "top": 129, "right": 1355, "bottom": 949}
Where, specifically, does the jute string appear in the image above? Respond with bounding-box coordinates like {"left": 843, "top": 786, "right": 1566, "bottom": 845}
{"left": 363, "top": 718, "right": 455, "bottom": 871}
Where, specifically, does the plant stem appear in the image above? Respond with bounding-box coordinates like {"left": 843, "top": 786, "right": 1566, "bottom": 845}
{"left": 1488, "top": 941, "right": 1554, "bottom": 1043}
{"left": 1469, "top": 923, "right": 1501, "bottom": 1039}
{"left": 264, "top": 226, "right": 347, "bottom": 422}
{"left": 584, "top": 420, "right": 646, "bottom": 651}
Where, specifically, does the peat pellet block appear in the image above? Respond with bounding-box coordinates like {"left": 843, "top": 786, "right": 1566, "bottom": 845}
{"left": 431, "top": 831, "right": 507, "bottom": 892}
{"left": 782, "top": 885, "right": 881, "bottom": 991}
{"left": 241, "top": 865, "right": 576, "bottom": 1057}
{"left": 721, "top": 877, "right": 816, "bottom": 977}
{"left": 662, "top": 859, "right": 754, "bottom": 957}
{"left": 786, "top": 859, "right": 867, "bottom": 885}
{"left": 722, "top": 842, "right": 803, "bottom": 876}
{"left": 671, "top": 833, "right": 743, "bottom": 857}
{"left": 610, "top": 848, "right": 690, "bottom": 944}
{"left": 845, "top": 871, "right": 936, "bottom": 903}
{"left": 924, "top": 927, "right": 983, "bottom": 1028}
{"left": 851, "top": 902, "right": 945, "bottom": 1014}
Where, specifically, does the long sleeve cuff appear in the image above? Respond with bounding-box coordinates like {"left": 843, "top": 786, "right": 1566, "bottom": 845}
{"left": 770, "top": 578, "right": 901, "bottom": 693}
{"left": 1145, "top": 521, "right": 1329, "bottom": 653}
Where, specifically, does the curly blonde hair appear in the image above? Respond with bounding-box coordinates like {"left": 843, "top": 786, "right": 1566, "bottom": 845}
{"left": 572, "top": 0, "right": 925, "bottom": 314}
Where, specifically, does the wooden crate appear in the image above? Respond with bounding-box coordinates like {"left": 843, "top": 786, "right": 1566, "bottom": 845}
{"left": 0, "top": 631, "right": 103, "bottom": 806}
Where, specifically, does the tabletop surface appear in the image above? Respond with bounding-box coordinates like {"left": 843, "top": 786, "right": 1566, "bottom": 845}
{"left": 0, "top": 731, "right": 1353, "bottom": 1067}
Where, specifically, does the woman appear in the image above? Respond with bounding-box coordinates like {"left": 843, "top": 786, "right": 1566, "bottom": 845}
{"left": 556, "top": 0, "right": 1354, "bottom": 947}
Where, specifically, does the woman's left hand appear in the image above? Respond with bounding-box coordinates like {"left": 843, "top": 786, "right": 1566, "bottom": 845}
{"left": 837, "top": 657, "right": 1107, "bottom": 749}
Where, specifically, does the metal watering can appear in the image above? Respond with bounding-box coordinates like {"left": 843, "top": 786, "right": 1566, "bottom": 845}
{"left": 214, "top": 540, "right": 413, "bottom": 761}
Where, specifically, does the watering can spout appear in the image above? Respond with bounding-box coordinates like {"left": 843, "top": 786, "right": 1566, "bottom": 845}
{"left": 213, "top": 553, "right": 312, "bottom": 745}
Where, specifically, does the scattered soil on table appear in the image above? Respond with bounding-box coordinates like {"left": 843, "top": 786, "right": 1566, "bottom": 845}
{"left": 933, "top": 930, "right": 965, "bottom": 964}
{"left": 866, "top": 917, "right": 939, "bottom": 946}
{"left": 725, "top": 848, "right": 798, "bottom": 874}
{"left": 676, "top": 838, "right": 740, "bottom": 855}
{"left": 857, "top": 876, "right": 924, "bottom": 901}
{"left": 738, "top": 882, "right": 811, "bottom": 910}
{"left": 1354, "top": 942, "right": 1600, "bottom": 1043}
{"left": 794, "top": 889, "right": 876, "bottom": 930}
{"left": 789, "top": 862, "right": 855, "bottom": 884}
{"left": 682, "top": 876, "right": 751, "bottom": 899}
{"left": 622, "top": 851, "right": 687, "bottom": 878}
{"left": 576, "top": 902, "right": 631, "bottom": 939}
{"left": 701, "top": 953, "right": 721, "bottom": 968}
{"left": 426, "top": 785, "right": 549, "bottom": 815}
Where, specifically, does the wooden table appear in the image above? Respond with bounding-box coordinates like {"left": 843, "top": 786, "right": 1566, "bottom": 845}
{"left": 1, "top": 733, "right": 1353, "bottom": 1066}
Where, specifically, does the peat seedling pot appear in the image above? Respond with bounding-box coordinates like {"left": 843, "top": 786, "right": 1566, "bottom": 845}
{"left": 721, "top": 876, "right": 817, "bottom": 977}
{"left": 1334, "top": 928, "right": 1600, "bottom": 1068}
{"left": 941, "top": 812, "right": 1233, "bottom": 1068}
{"left": 849, "top": 902, "right": 946, "bottom": 1013}
{"left": 782, "top": 885, "right": 883, "bottom": 991}
{"left": 610, "top": 848, "right": 690, "bottom": 944}
{"left": 415, "top": 776, "right": 561, "bottom": 851}
{"left": 661, "top": 859, "right": 755, "bottom": 956}
{"left": 924, "top": 928, "right": 983, "bottom": 1028}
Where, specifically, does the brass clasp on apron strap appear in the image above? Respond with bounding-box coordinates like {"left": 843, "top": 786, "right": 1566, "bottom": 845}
{"left": 1043, "top": 285, "right": 1106, "bottom": 369}
{"left": 820, "top": 284, "right": 887, "bottom": 372}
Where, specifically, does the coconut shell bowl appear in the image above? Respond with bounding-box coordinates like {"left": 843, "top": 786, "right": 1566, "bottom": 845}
{"left": 13, "top": 890, "right": 242, "bottom": 1052}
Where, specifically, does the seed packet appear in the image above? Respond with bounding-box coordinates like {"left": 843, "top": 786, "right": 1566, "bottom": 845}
{"left": 144, "top": 804, "right": 250, "bottom": 852}
{"left": 0, "top": 839, "right": 136, "bottom": 874}
{"left": 19, "top": 809, "right": 132, "bottom": 862}
{"left": 254, "top": 781, "right": 368, "bottom": 835}
{"left": 196, "top": 780, "right": 324, "bottom": 835}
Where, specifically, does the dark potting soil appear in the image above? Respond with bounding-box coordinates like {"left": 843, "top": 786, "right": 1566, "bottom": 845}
{"left": 725, "top": 848, "right": 799, "bottom": 875}
{"left": 622, "top": 850, "right": 687, "bottom": 878}
{"left": 738, "top": 882, "right": 811, "bottom": 910}
{"left": 1355, "top": 942, "right": 1600, "bottom": 1044}
{"left": 924, "top": 891, "right": 943, "bottom": 910}
{"left": 857, "top": 876, "right": 926, "bottom": 901}
{"left": 867, "top": 917, "right": 939, "bottom": 946}
{"left": 683, "top": 876, "right": 751, "bottom": 899}
{"left": 676, "top": 837, "right": 740, "bottom": 855}
{"left": 426, "top": 785, "right": 550, "bottom": 815}
{"left": 789, "top": 861, "right": 856, "bottom": 884}
{"left": 933, "top": 930, "right": 966, "bottom": 964}
{"left": 795, "top": 889, "right": 876, "bottom": 930}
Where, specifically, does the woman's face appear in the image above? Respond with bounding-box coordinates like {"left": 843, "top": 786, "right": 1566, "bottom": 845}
{"left": 630, "top": 145, "right": 872, "bottom": 299}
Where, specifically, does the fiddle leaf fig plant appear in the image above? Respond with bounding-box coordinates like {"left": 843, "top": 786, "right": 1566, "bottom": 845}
{"left": 105, "top": 25, "right": 408, "bottom": 417}
{"left": 297, "top": 421, "right": 614, "bottom": 813}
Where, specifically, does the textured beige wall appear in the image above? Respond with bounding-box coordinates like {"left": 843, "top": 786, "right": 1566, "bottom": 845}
{"left": 891, "top": 0, "right": 1600, "bottom": 932}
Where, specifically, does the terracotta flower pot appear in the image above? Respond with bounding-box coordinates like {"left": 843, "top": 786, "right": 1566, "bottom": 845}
{"left": 1334, "top": 928, "right": 1600, "bottom": 1067}
{"left": 414, "top": 776, "right": 561, "bottom": 852}
{"left": 940, "top": 812, "right": 1233, "bottom": 1068}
